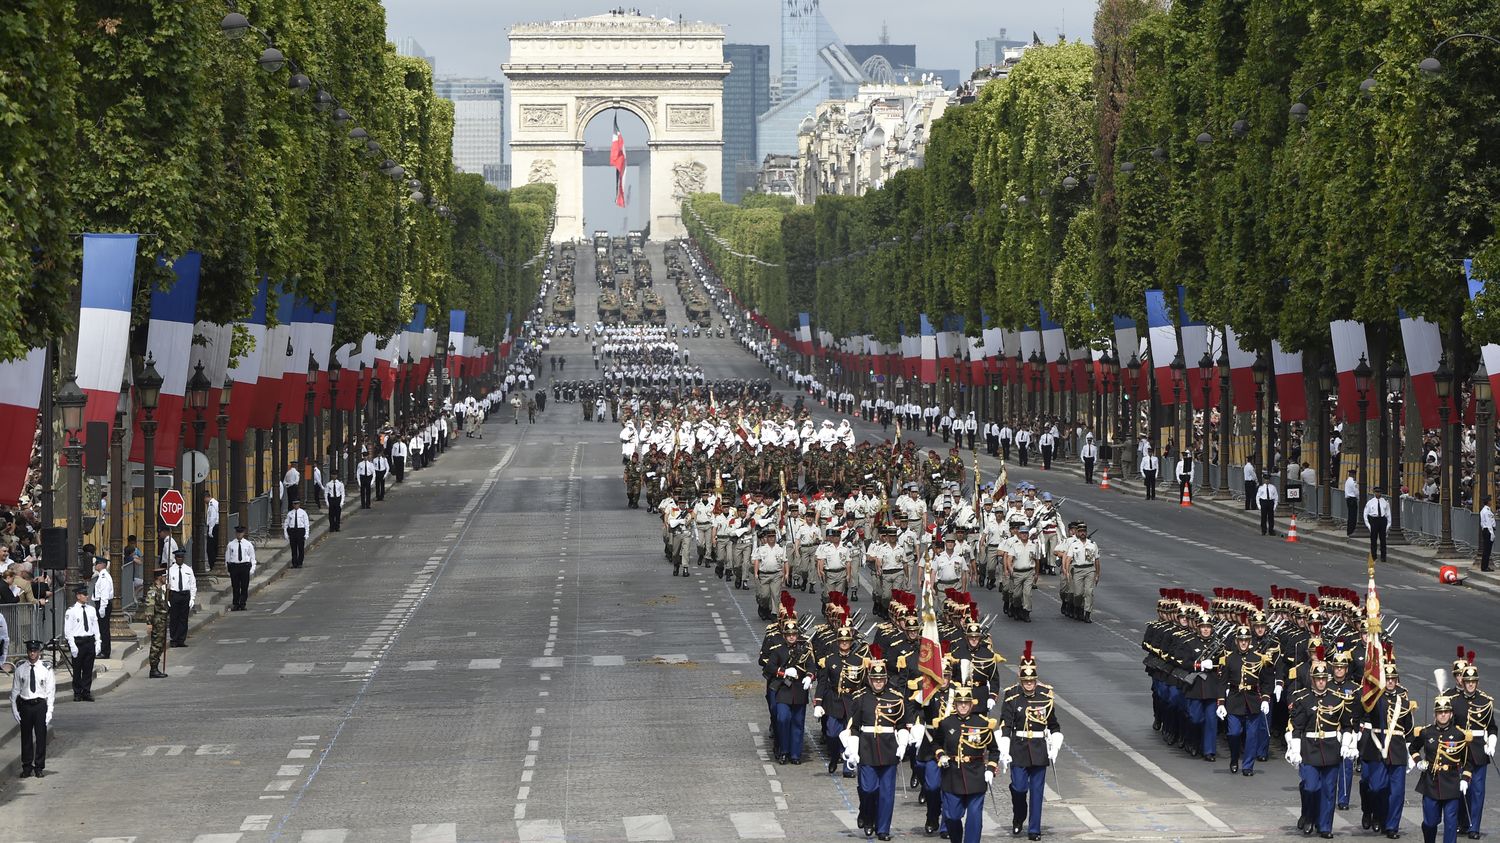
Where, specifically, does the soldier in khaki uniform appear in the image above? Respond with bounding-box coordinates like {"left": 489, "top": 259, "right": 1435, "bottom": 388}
{"left": 145, "top": 567, "right": 171, "bottom": 678}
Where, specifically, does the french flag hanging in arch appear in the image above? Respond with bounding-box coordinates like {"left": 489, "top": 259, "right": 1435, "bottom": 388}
{"left": 75, "top": 233, "right": 140, "bottom": 448}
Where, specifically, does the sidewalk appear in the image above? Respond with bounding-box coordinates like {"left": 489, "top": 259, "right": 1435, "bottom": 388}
{"left": 984, "top": 446, "right": 1500, "bottom": 598}
{"left": 0, "top": 431, "right": 480, "bottom": 773}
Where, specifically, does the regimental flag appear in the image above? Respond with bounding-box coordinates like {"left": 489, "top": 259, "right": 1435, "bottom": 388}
{"left": 916, "top": 571, "right": 947, "bottom": 704}
{"left": 610, "top": 114, "right": 628, "bottom": 208}
{"left": 1360, "top": 562, "right": 1386, "bottom": 712}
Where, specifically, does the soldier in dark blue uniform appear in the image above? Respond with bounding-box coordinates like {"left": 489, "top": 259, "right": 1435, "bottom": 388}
{"left": 1177, "top": 608, "right": 1226, "bottom": 761}
{"left": 813, "top": 626, "right": 867, "bottom": 775}
{"left": 1329, "top": 647, "right": 1361, "bottom": 810}
{"left": 935, "top": 684, "right": 1003, "bottom": 843}
{"left": 1286, "top": 649, "right": 1356, "bottom": 838}
{"left": 1220, "top": 623, "right": 1273, "bottom": 775}
{"left": 1359, "top": 657, "right": 1414, "bottom": 838}
{"left": 1452, "top": 662, "right": 1496, "bottom": 838}
{"left": 999, "top": 642, "right": 1063, "bottom": 840}
{"left": 842, "top": 660, "right": 916, "bottom": 841}
{"left": 1411, "top": 694, "right": 1478, "bottom": 843}
{"left": 762, "top": 618, "right": 815, "bottom": 765}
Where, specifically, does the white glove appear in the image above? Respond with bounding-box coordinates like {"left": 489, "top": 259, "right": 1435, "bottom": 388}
{"left": 998, "top": 736, "right": 1012, "bottom": 768}
{"left": 896, "top": 728, "right": 911, "bottom": 760}
{"left": 813, "top": 705, "right": 825, "bottom": 718}
{"left": 1408, "top": 755, "right": 1421, "bottom": 771}
{"left": 1416, "top": 760, "right": 1429, "bottom": 772}
{"left": 45, "top": 714, "right": 51, "bottom": 726}
{"left": 840, "top": 732, "right": 858, "bottom": 757}
{"left": 985, "top": 770, "right": 995, "bottom": 784}
{"left": 987, "top": 697, "right": 997, "bottom": 711}
{"left": 1215, "top": 704, "right": 1228, "bottom": 720}
{"left": 802, "top": 676, "right": 813, "bottom": 691}
{"left": 1462, "top": 780, "right": 1470, "bottom": 795}
{"left": 1286, "top": 738, "right": 1303, "bottom": 766}
{"left": 782, "top": 666, "right": 798, "bottom": 680}
{"left": 909, "top": 723, "right": 926, "bottom": 749}
{"left": 1261, "top": 701, "right": 1271, "bottom": 716}
{"left": 1341, "top": 732, "right": 1360, "bottom": 759}
{"left": 1200, "top": 658, "right": 1215, "bottom": 670}
{"left": 1046, "top": 732, "right": 1064, "bottom": 763}
{"left": 1274, "top": 683, "right": 1283, "bottom": 702}
{"left": 70, "top": 648, "right": 78, "bottom": 659}
{"left": 938, "top": 755, "right": 951, "bottom": 768}
{"left": 845, "top": 751, "right": 860, "bottom": 768}
{"left": 1487, "top": 734, "right": 1497, "bottom": 758}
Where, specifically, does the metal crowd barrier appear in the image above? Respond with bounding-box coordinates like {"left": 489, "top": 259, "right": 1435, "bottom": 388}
{"left": 0, "top": 604, "right": 42, "bottom": 660}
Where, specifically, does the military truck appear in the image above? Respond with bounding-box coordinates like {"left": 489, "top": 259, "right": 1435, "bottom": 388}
{"left": 597, "top": 291, "right": 621, "bottom": 325}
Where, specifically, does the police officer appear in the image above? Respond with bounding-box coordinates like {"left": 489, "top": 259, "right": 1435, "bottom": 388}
{"left": 1080, "top": 434, "right": 1098, "bottom": 484}
{"left": 145, "top": 567, "right": 170, "bottom": 678}
{"left": 842, "top": 660, "right": 915, "bottom": 841}
{"left": 1140, "top": 445, "right": 1160, "bottom": 500}
{"left": 373, "top": 451, "right": 390, "bottom": 500}
{"left": 63, "top": 585, "right": 100, "bottom": 701}
{"left": 762, "top": 618, "right": 815, "bottom": 765}
{"left": 166, "top": 549, "right": 195, "bottom": 646}
{"left": 355, "top": 453, "right": 376, "bottom": 509}
{"left": 1412, "top": 695, "right": 1478, "bottom": 843}
{"left": 1287, "top": 650, "right": 1356, "bottom": 838}
{"left": 10, "top": 640, "right": 54, "bottom": 778}
{"left": 324, "top": 472, "right": 345, "bottom": 531}
{"left": 390, "top": 436, "right": 408, "bottom": 483}
{"left": 936, "top": 684, "right": 1003, "bottom": 843}
{"left": 224, "top": 524, "right": 257, "bottom": 611}
{"left": 283, "top": 500, "right": 310, "bottom": 569}
{"left": 999, "top": 643, "right": 1063, "bottom": 841}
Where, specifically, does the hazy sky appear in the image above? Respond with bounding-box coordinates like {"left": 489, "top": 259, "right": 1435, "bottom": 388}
{"left": 382, "top": 0, "right": 1094, "bottom": 81}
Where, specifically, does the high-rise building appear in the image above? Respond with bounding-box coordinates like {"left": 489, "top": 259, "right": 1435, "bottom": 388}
{"left": 845, "top": 44, "right": 917, "bottom": 70}
{"left": 722, "top": 44, "right": 772, "bottom": 203}
{"left": 434, "top": 77, "right": 506, "bottom": 189}
{"left": 396, "top": 36, "right": 435, "bottom": 70}
{"left": 759, "top": 0, "right": 864, "bottom": 157}
{"left": 975, "top": 30, "right": 1027, "bottom": 72}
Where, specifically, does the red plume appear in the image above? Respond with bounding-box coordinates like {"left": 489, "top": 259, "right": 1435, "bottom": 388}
{"left": 1384, "top": 642, "right": 1395, "bottom": 660}
{"left": 1214, "top": 587, "right": 1224, "bottom": 598}
{"left": 1023, "top": 640, "right": 1034, "bottom": 660}
{"left": 1459, "top": 645, "right": 1469, "bottom": 661}
{"left": 1271, "top": 584, "right": 1281, "bottom": 597}
{"left": 1469, "top": 650, "right": 1476, "bottom": 665}
{"left": 1315, "top": 645, "right": 1325, "bottom": 661}
{"left": 780, "top": 591, "right": 796, "bottom": 613}
{"left": 1311, "top": 623, "right": 1322, "bottom": 635}
{"left": 1239, "top": 612, "right": 1249, "bottom": 626}
{"left": 970, "top": 603, "right": 980, "bottom": 621}
{"left": 1308, "top": 595, "right": 1319, "bottom": 609}
{"left": 1160, "top": 588, "right": 1170, "bottom": 598}
{"left": 870, "top": 643, "right": 883, "bottom": 660}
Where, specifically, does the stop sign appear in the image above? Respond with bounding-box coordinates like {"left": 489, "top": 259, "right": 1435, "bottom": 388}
{"left": 159, "top": 489, "right": 186, "bottom": 528}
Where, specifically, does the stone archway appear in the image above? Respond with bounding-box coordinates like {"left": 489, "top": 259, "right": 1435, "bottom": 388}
{"left": 504, "top": 12, "right": 729, "bottom": 242}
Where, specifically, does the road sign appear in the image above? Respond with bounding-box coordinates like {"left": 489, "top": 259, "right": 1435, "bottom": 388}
{"left": 159, "top": 489, "right": 186, "bottom": 528}
{"left": 182, "top": 450, "right": 209, "bottom": 484}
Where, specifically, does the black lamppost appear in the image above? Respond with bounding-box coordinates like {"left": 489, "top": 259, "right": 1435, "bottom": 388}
{"left": 1251, "top": 351, "right": 1269, "bottom": 472}
{"left": 304, "top": 353, "right": 318, "bottom": 506}
{"left": 1354, "top": 353, "right": 1372, "bottom": 536}
{"left": 217, "top": 377, "right": 233, "bottom": 572}
{"left": 1216, "top": 349, "right": 1232, "bottom": 498}
{"left": 1317, "top": 361, "right": 1336, "bottom": 525}
{"left": 1385, "top": 357, "right": 1407, "bottom": 543}
{"left": 55, "top": 377, "right": 88, "bottom": 574}
{"left": 109, "top": 382, "right": 130, "bottom": 641}
{"left": 1056, "top": 346, "right": 1070, "bottom": 423}
{"left": 1474, "top": 365, "right": 1493, "bottom": 564}
{"left": 1197, "top": 349, "right": 1213, "bottom": 470}
{"left": 1028, "top": 350, "right": 1043, "bottom": 417}
{"left": 1169, "top": 350, "right": 1186, "bottom": 462}
{"left": 1100, "top": 350, "right": 1119, "bottom": 468}
{"left": 1434, "top": 354, "right": 1459, "bottom": 557}
{"left": 1124, "top": 352, "right": 1141, "bottom": 462}
{"left": 328, "top": 356, "right": 342, "bottom": 480}
{"left": 186, "top": 362, "right": 212, "bottom": 574}
{"left": 137, "top": 355, "right": 164, "bottom": 571}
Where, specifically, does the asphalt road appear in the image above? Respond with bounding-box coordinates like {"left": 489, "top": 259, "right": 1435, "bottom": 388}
{"left": 1, "top": 242, "right": 1495, "bottom": 843}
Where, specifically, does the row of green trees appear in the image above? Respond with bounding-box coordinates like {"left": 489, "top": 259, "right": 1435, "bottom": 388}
{"left": 1, "top": 0, "right": 547, "bottom": 360}
{"left": 686, "top": 0, "right": 1500, "bottom": 366}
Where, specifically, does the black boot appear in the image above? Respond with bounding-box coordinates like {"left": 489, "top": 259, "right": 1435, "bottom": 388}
{"left": 150, "top": 664, "right": 167, "bottom": 678}
{"left": 736, "top": 573, "right": 746, "bottom": 590}
{"left": 715, "top": 561, "right": 725, "bottom": 578}
{"left": 925, "top": 787, "right": 942, "bottom": 834}
{"left": 1012, "top": 787, "right": 1028, "bottom": 835}
{"left": 1421, "top": 825, "right": 1437, "bottom": 843}
{"left": 947, "top": 817, "right": 963, "bottom": 843}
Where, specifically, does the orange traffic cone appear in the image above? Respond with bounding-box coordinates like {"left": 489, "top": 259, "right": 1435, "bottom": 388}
{"left": 1180, "top": 484, "right": 1193, "bottom": 507}
{"left": 1099, "top": 470, "right": 1111, "bottom": 491}
{"left": 1285, "top": 513, "right": 1299, "bottom": 542}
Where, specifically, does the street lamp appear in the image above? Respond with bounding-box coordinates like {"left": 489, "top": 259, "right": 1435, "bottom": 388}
{"left": 1354, "top": 353, "right": 1372, "bottom": 535}
{"left": 1196, "top": 350, "right": 1213, "bottom": 467}
{"left": 1251, "top": 351, "right": 1269, "bottom": 472}
{"left": 1028, "top": 350, "right": 1044, "bottom": 417}
{"left": 1101, "top": 350, "right": 1121, "bottom": 469}
{"left": 1169, "top": 350, "right": 1186, "bottom": 463}
{"left": 1124, "top": 352, "right": 1141, "bottom": 457}
{"left": 217, "top": 377, "right": 233, "bottom": 560}
{"left": 137, "top": 355, "right": 164, "bottom": 571}
{"left": 187, "top": 362, "right": 211, "bottom": 573}
{"left": 55, "top": 377, "right": 87, "bottom": 573}
{"left": 1317, "top": 360, "right": 1336, "bottom": 525}
{"left": 327, "top": 356, "right": 342, "bottom": 481}
{"left": 1434, "top": 354, "right": 1458, "bottom": 557}
{"left": 1474, "top": 364, "right": 1493, "bottom": 564}
{"left": 1216, "top": 349, "right": 1232, "bottom": 498}
{"left": 1056, "top": 346, "right": 1071, "bottom": 421}
{"left": 304, "top": 353, "right": 318, "bottom": 506}
{"left": 1384, "top": 356, "right": 1407, "bottom": 543}
{"left": 109, "top": 381, "right": 130, "bottom": 641}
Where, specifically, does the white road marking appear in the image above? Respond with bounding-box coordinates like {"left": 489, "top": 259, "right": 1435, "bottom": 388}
{"left": 298, "top": 831, "right": 348, "bottom": 843}
{"left": 410, "top": 823, "right": 458, "bottom": 843}
{"left": 515, "top": 819, "right": 565, "bottom": 842}
{"left": 592, "top": 655, "right": 625, "bottom": 666}
{"left": 468, "top": 658, "right": 504, "bottom": 669}
{"left": 729, "top": 812, "right": 786, "bottom": 839}
{"left": 239, "top": 816, "right": 272, "bottom": 831}
{"left": 1067, "top": 805, "right": 1108, "bottom": 833}
{"left": 217, "top": 663, "right": 253, "bottom": 676}
{"left": 623, "top": 814, "right": 676, "bottom": 841}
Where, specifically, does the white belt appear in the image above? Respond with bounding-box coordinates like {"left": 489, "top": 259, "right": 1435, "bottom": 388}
{"left": 861, "top": 725, "right": 899, "bottom": 734}
{"left": 1304, "top": 731, "right": 1340, "bottom": 739}
{"left": 1013, "top": 730, "right": 1047, "bottom": 739}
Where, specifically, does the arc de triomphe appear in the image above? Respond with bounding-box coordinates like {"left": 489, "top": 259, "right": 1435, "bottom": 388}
{"left": 503, "top": 12, "right": 729, "bottom": 242}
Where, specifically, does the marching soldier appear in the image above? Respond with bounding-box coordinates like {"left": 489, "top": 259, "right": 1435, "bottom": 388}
{"left": 815, "top": 526, "right": 854, "bottom": 598}
{"left": 752, "top": 528, "right": 788, "bottom": 620}
{"left": 691, "top": 488, "right": 717, "bottom": 568}
{"left": 145, "top": 567, "right": 171, "bottom": 678}
{"left": 1359, "top": 656, "right": 1414, "bottom": 837}
{"left": 1219, "top": 623, "right": 1272, "bottom": 776}
{"left": 1178, "top": 609, "right": 1226, "bottom": 761}
{"left": 1451, "top": 661, "right": 1496, "bottom": 838}
{"left": 1329, "top": 648, "right": 1361, "bottom": 810}
{"left": 935, "top": 684, "right": 1003, "bottom": 843}
{"left": 10, "top": 640, "right": 54, "bottom": 778}
{"left": 912, "top": 682, "right": 954, "bottom": 836}
{"left": 762, "top": 618, "right": 815, "bottom": 765}
{"left": 1057, "top": 521, "right": 1100, "bottom": 622}
{"left": 1002, "top": 529, "right": 1040, "bottom": 623}
{"left": 814, "top": 626, "right": 867, "bottom": 775}
{"left": 999, "top": 642, "right": 1064, "bottom": 841}
{"left": 623, "top": 454, "right": 643, "bottom": 509}
{"left": 1411, "top": 695, "right": 1478, "bottom": 843}
{"left": 867, "top": 526, "right": 906, "bottom": 619}
{"left": 1286, "top": 649, "right": 1356, "bottom": 838}
{"left": 842, "top": 660, "right": 915, "bottom": 841}
{"left": 663, "top": 491, "right": 689, "bottom": 577}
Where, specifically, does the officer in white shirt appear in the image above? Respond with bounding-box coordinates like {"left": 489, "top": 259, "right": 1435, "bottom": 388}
{"left": 1015, "top": 426, "right": 1033, "bottom": 466}
{"left": 390, "top": 437, "right": 408, "bottom": 483}
{"left": 1243, "top": 460, "right": 1259, "bottom": 510}
{"left": 203, "top": 492, "right": 220, "bottom": 563}
{"left": 1140, "top": 446, "right": 1160, "bottom": 500}
{"left": 63, "top": 585, "right": 100, "bottom": 701}
{"left": 90, "top": 556, "right": 113, "bottom": 659}
{"left": 1362, "top": 487, "right": 1391, "bottom": 563}
{"left": 166, "top": 550, "right": 196, "bottom": 646}
{"left": 1256, "top": 478, "right": 1279, "bottom": 536}
{"left": 224, "top": 524, "right": 257, "bottom": 610}
{"left": 1038, "top": 428, "right": 1057, "bottom": 470}
{"left": 355, "top": 454, "right": 376, "bottom": 509}
{"left": 373, "top": 453, "right": 390, "bottom": 500}
{"left": 1080, "top": 434, "right": 1099, "bottom": 484}
{"left": 325, "top": 472, "right": 345, "bottom": 531}
{"left": 11, "top": 640, "right": 55, "bottom": 778}
{"left": 1343, "top": 470, "right": 1360, "bottom": 536}
{"left": 283, "top": 462, "right": 302, "bottom": 506}
{"left": 1481, "top": 496, "right": 1496, "bottom": 572}
{"left": 283, "top": 500, "right": 310, "bottom": 569}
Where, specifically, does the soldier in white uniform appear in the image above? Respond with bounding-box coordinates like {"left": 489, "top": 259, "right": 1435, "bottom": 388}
{"left": 932, "top": 534, "right": 968, "bottom": 592}
{"left": 815, "top": 526, "right": 854, "bottom": 598}
{"left": 895, "top": 485, "right": 927, "bottom": 532}
{"left": 753, "top": 528, "right": 789, "bottom": 620}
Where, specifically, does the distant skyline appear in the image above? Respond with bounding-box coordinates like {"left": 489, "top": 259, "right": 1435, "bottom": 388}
{"left": 381, "top": 0, "right": 1093, "bottom": 81}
